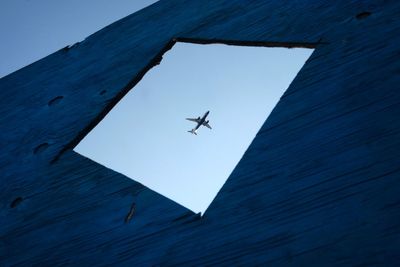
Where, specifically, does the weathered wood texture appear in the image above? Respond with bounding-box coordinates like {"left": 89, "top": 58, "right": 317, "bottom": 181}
{"left": 1, "top": 0, "right": 400, "bottom": 265}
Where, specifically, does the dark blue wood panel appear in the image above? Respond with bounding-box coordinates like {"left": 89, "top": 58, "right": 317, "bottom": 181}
{"left": 1, "top": 0, "right": 399, "bottom": 265}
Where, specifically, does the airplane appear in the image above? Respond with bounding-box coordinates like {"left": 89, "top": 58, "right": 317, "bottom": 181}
{"left": 186, "top": 110, "right": 212, "bottom": 135}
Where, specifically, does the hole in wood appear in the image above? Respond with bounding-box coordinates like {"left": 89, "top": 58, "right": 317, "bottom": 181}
{"left": 33, "top": 143, "right": 49, "bottom": 154}
{"left": 48, "top": 96, "right": 64, "bottom": 106}
{"left": 10, "top": 197, "right": 23, "bottom": 208}
{"left": 125, "top": 203, "right": 136, "bottom": 223}
{"left": 356, "top": 11, "right": 371, "bottom": 20}
{"left": 74, "top": 41, "right": 315, "bottom": 214}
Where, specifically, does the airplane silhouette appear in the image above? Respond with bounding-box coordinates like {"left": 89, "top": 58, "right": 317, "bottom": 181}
{"left": 186, "top": 111, "right": 212, "bottom": 135}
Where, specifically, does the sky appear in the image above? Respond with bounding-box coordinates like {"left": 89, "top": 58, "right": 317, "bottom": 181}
{"left": 1, "top": 1, "right": 313, "bottom": 214}
{"left": 74, "top": 43, "right": 313, "bottom": 213}
{"left": 0, "top": 0, "right": 157, "bottom": 78}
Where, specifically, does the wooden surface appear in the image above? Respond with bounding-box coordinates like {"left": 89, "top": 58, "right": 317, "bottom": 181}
{"left": 1, "top": 0, "right": 400, "bottom": 265}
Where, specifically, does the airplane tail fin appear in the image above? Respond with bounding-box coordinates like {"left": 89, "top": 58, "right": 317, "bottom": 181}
{"left": 188, "top": 129, "right": 197, "bottom": 135}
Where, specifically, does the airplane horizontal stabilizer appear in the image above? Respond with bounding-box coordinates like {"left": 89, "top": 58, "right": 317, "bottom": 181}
{"left": 188, "top": 130, "right": 197, "bottom": 135}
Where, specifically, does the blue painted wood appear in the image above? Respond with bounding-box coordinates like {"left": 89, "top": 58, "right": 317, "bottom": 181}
{"left": 1, "top": 0, "right": 400, "bottom": 265}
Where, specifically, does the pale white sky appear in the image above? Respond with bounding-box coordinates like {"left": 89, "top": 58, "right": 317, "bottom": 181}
{"left": 75, "top": 43, "right": 314, "bottom": 213}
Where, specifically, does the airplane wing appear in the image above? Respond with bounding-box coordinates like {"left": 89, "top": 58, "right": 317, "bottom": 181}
{"left": 186, "top": 118, "right": 201, "bottom": 123}
{"left": 203, "top": 122, "right": 212, "bottom": 129}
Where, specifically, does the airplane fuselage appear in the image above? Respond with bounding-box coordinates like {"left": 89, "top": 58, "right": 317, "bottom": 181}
{"left": 186, "top": 111, "right": 211, "bottom": 135}
{"left": 194, "top": 111, "right": 209, "bottom": 130}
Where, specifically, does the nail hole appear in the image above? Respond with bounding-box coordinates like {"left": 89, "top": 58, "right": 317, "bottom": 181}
{"left": 100, "top": 90, "right": 107, "bottom": 95}
{"left": 33, "top": 143, "right": 49, "bottom": 154}
{"left": 356, "top": 11, "right": 372, "bottom": 20}
{"left": 48, "top": 96, "right": 64, "bottom": 106}
{"left": 10, "top": 197, "right": 23, "bottom": 208}
{"left": 125, "top": 203, "right": 136, "bottom": 223}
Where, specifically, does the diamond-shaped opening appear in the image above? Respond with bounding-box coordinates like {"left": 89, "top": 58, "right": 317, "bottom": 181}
{"left": 74, "top": 42, "right": 314, "bottom": 214}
